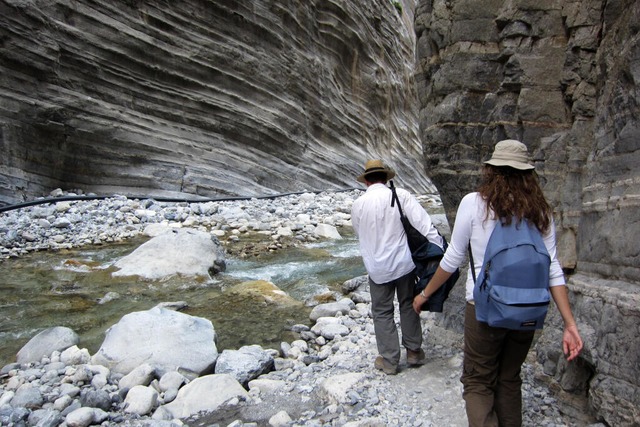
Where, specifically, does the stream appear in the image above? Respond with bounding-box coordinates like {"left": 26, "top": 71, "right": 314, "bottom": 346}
{"left": 0, "top": 230, "right": 366, "bottom": 366}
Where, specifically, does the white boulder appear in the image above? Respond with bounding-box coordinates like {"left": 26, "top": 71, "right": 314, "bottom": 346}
{"left": 91, "top": 307, "right": 218, "bottom": 377}
{"left": 112, "top": 228, "right": 226, "bottom": 279}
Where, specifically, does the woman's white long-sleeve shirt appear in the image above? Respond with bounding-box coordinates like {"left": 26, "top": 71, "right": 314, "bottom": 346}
{"left": 439, "top": 192, "right": 566, "bottom": 302}
{"left": 351, "top": 183, "right": 443, "bottom": 284}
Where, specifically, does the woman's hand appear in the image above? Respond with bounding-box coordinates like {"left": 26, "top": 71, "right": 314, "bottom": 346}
{"left": 563, "top": 324, "right": 583, "bottom": 361}
{"left": 549, "top": 286, "right": 584, "bottom": 362}
{"left": 413, "top": 292, "right": 428, "bottom": 314}
{"left": 411, "top": 267, "right": 452, "bottom": 315}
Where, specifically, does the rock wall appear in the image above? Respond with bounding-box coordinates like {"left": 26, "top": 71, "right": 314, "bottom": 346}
{"left": 0, "top": 0, "right": 432, "bottom": 206}
{"left": 415, "top": 0, "right": 639, "bottom": 425}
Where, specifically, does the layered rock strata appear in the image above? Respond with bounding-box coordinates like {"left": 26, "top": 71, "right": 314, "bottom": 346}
{"left": 415, "top": 0, "right": 639, "bottom": 425}
{"left": 0, "top": 0, "right": 432, "bottom": 206}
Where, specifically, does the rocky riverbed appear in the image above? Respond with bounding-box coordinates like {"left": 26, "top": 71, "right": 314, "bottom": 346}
{"left": 0, "top": 190, "right": 599, "bottom": 426}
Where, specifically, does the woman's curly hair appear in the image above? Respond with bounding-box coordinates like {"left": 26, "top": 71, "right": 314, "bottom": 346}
{"left": 478, "top": 165, "right": 552, "bottom": 233}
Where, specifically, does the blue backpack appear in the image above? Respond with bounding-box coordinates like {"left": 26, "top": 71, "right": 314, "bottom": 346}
{"left": 471, "top": 217, "right": 551, "bottom": 330}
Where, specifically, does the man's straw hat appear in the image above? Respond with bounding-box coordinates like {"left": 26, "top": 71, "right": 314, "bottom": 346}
{"left": 357, "top": 159, "right": 396, "bottom": 183}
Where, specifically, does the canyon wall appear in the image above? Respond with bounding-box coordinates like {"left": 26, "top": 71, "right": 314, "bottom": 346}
{"left": 415, "top": 0, "right": 639, "bottom": 425}
{"left": 0, "top": 0, "right": 431, "bottom": 206}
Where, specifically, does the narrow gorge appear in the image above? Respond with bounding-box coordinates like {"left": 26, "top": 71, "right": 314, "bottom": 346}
{"left": 1, "top": 1, "right": 638, "bottom": 426}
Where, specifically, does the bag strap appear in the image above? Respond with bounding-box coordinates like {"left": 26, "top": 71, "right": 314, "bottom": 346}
{"left": 391, "top": 180, "right": 448, "bottom": 251}
{"left": 468, "top": 242, "right": 476, "bottom": 284}
{"left": 389, "top": 180, "right": 405, "bottom": 218}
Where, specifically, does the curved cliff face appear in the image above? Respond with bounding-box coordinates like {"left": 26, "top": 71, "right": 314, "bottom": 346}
{"left": 0, "top": 0, "right": 432, "bottom": 205}
{"left": 415, "top": 0, "right": 639, "bottom": 425}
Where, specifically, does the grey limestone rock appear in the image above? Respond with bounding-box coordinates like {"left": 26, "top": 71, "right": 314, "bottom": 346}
{"left": 309, "top": 298, "right": 356, "bottom": 321}
{"left": 16, "top": 327, "right": 79, "bottom": 364}
{"left": 214, "top": 345, "right": 275, "bottom": 387}
{"left": 112, "top": 228, "right": 226, "bottom": 279}
{"left": 415, "top": 1, "right": 640, "bottom": 425}
{"left": 91, "top": 307, "right": 218, "bottom": 378}
{"left": 160, "top": 374, "right": 249, "bottom": 420}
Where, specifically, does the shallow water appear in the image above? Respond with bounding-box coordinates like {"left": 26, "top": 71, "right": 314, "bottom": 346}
{"left": 0, "top": 232, "right": 366, "bottom": 365}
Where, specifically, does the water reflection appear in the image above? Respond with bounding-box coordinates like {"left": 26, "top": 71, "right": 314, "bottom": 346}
{"left": 0, "top": 233, "right": 366, "bottom": 365}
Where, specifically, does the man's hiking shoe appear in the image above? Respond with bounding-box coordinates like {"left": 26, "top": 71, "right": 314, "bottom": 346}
{"left": 374, "top": 356, "right": 398, "bottom": 375}
{"left": 407, "top": 348, "right": 426, "bottom": 365}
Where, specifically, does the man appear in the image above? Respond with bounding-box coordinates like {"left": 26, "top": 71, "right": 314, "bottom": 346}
{"left": 351, "top": 159, "right": 444, "bottom": 374}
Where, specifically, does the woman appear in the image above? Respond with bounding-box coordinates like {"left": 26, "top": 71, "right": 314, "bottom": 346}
{"left": 413, "top": 140, "right": 583, "bottom": 427}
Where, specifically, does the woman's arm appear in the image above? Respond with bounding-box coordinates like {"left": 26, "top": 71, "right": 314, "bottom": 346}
{"left": 412, "top": 193, "right": 478, "bottom": 314}
{"left": 543, "top": 218, "right": 566, "bottom": 286}
{"left": 549, "top": 285, "right": 583, "bottom": 361}
{"left": 412, "top": 266, "right": 454, "bottom": 314}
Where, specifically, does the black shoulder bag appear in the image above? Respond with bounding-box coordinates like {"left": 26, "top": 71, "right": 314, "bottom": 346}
{"left": 389, "top": 181, "right": 460, "bottom": 312}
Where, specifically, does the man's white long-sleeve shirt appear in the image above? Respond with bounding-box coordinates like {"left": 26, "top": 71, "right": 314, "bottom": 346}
{"left": 351, "top": 183, "right": 443, "bottom": 284}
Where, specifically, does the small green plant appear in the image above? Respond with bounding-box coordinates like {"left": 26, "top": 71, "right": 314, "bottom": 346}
{"left": 392, "top": 0, "right": 403, "bottom": 15}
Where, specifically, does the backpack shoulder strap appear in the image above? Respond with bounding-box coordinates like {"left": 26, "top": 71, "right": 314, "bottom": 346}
{"left": 468, "top": 242, "right": 476, "bottom": 284}
{"left": 470, "top": 217, "right": 503, "bottom": 284}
